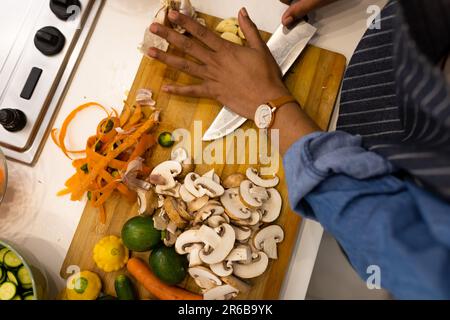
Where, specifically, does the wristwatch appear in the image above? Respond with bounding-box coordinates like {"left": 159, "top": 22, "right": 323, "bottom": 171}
{"left": 254, "top": 95, "right": 297, "bottom": 129}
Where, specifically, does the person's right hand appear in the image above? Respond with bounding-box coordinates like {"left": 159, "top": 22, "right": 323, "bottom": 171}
{"left": 281, "top": 0, "right": 338, "bottom": 27}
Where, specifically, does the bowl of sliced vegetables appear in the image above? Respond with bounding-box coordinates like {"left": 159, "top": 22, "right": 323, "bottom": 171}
{"left": 0, "top": 240, "right": 48, "bottom": 300}
{"left": 0, "top": 148, "right": 7, "bottom": 205}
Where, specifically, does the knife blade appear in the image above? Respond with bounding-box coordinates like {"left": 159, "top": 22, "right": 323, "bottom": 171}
{"left": 203, "top": 21, "right": 317, "bottom": 141}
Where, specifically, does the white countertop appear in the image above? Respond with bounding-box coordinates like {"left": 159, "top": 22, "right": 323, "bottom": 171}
{"left": 1, "top": 0, "right": 387, "bottom": 299}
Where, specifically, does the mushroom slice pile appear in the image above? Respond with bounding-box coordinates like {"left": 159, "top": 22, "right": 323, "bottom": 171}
{"left": 253, "top": 225, "right": 284, "bottom": 259}
{"left": 148, "top": 160, "right": 285, "bottom": 300}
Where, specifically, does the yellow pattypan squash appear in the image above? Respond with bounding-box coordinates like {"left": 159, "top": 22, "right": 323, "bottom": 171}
{"left": 66, "top": 271, "right": 102, "bottom": 300}
{"left": 93, "top": 235, "right": 129, "bottom": 272}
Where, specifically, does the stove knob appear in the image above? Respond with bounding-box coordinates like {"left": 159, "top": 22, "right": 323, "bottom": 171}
{"left": 34, "top": 26, "right": 66, "bottom": 56}
{"left": 50, "top": 0, "right": 82, "bottom": 21}
{"left": 0, "top": 109, "right": 27, "bottom": 132}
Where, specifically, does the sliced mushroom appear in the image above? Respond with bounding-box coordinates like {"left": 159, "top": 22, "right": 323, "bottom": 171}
{"left": 206, "top": 215, "right": 230, "bottom": 228}
{"left": 226, "top": 245, "right": 252, "bottom": 263}
{"left": 173, "top": 197, "right": 195, "bottom": 221}
{"left": 220, "top": 188, "right": 252, "bottom": 221}
{"left": 155, "top": 182, "right": 181, "bottom": 197}
{"left": 163, "top": 229, "right": 181, "bottom": 247}
{"left": 153, "top": 208, "right": 170, "bottom": 230}
{"left": 186, "top": 243, "right": 203, "bottom": 267}
{"left": 184, "top": 172, "right": 205, "bottom": 197}
{"left": 188, "top": 266, "right": 222, "bottom": 291}
{"left": 194, "top": 176, "right": 225, "bottom": 198}
{"left": 175, "top": 229, "right": 202, "bottom": 255}
{"left": 163, "top": 196, "right": 188, "bottom": 228}
{"left": 203, "top": 169, "right": 220, "bottom": 184}
{"left": 171, "top": 147, "right": 188, "bottom": 163}
{"left": 222, "top": 173, "right": 246, "bottom": 189}
{"left": 136, "top": 189, "right": 158, "bottom": 215}
{"left": 166, "top": 221, "right": 178, "bottom": 234}
{"left": 232, "top": 210, "right": 261, "bottom": 227}
{"left": 171, "top": 147, "right": 194, "bottom": 179}
{"left": 221, "top": 275, "right": 251, "bottom": 294}
{"left": 239, "top": 180, "right": 267, "bottom": 208}
{"left": 180, "top": 184, "right": 196, "bottom": 203}
{"left": 260, "top": 188, "right": 282, "bottom": 223}
{"left": 246, "top": 167, "right": 279, "bottom": 188}
{"left": 199, "top": 224, "right": 236, "bottom": 265}
{"left": 231, "top": 225, "right": 252, "bottom": 242}
{"left": 203, "top": 284, "right": 238, "bottom": 300}
{"left": 150, "top": 161, "right": 182, "bottom": 191}
{"left": 233, "top": 252, "right": 269, "bottom": 279}
{"left": 187, "top": 195, "right": 209, "bottom": 213}
{"left": 193, "top": 202, "right": 225, "bottom": 225}
{"left": 197, "top": 224, "right": 222, "bottom": 250}
{"left": 253, "top": 225, "right": 284, "bottom": 259}
{"left": 210, "top": 261, "right": 233, "bottom": 277}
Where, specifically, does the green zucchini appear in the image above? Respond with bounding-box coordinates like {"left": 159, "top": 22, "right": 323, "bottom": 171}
{"left": 17, "top": 266, "right": 31, "bottom": 286}
{"left": 0, "top": 282, "right": 17, "bottom": 300}
{"left": 7, "top": 271, "right": 19, "bottom": 286}
{"left": 23, "top": 294, "right": 34, "bottom": 300}
{"left": 0, "top": 267, "right": 5, "bottom": 283}
{"left": 3, "top": 251, "right": 22, "bottom": 269}
{"left": 0, "top": 248, "right": 9, "bottom": 264}
{"left": 114, "top": 275, "right": 136, "bottom": 300}
{"left": 12, "top": 295, "right": 22, "bottom": 300}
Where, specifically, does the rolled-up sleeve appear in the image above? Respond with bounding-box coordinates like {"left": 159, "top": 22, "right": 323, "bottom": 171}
{"left": 283, "top": 131, "right": 450, "bottom": 299}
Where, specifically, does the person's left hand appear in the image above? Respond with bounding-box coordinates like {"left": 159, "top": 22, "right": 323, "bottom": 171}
{"left": 147, "top": 8, "right": 291, "bottom": 120}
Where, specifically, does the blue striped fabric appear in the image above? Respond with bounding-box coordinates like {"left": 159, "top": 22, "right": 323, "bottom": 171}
{"left": 337, "top": 0, "right": 450, "bottom": 200}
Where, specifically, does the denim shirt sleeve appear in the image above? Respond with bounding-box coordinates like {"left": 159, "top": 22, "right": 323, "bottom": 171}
{"left": 283, "top": 131, "right": 450, "bottom": 299}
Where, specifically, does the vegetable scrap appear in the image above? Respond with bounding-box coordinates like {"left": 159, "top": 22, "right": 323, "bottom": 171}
{"left": 52, "top": 91, "right": 160, "bottom": 224}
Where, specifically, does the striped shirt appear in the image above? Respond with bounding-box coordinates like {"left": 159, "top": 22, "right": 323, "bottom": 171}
{"left": 337, "top": 0, "right": 450, "bottom": 201}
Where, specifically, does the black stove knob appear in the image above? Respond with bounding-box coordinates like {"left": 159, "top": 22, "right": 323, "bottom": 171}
{"left": 0, "top": 109, "right": 27, "bottom": 132}
{"left": 34, "top": 26, "right": 66, "bottom": 56}
{"left": 50, "top": 0, "right": 82, "bottom": 21}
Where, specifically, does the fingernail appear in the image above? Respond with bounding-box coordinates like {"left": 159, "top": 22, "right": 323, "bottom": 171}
{"left": 240, "top": 7, "right": 248, "bottom": 17}
{"left": 162, "top": 85, "right": 171, "bottom": 92}
{"left": 284, "top": 16, "right": 294, "bottom": 26}
{"left": 169, "top": 9, "right": 178, "bottom": 19}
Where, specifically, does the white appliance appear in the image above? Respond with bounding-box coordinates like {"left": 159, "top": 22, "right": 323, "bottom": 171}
{"left": 0, "top": 0, "right": 103, "bottom": 164}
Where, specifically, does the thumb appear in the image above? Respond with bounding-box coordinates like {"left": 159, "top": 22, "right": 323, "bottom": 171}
{"left": 238, "top": 8, "right": 265, "bottom": 49}
{"left": 282, "top": 0, "right": 316, "bottom": 26}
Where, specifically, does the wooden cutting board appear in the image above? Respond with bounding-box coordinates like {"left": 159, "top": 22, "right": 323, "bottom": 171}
{"left": 60, "top": 12, "right": 346, "bottom": 300}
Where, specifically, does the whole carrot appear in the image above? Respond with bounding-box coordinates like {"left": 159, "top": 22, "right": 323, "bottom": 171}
{"left": 127, "top": 257, "right": 202, "bottom": 300}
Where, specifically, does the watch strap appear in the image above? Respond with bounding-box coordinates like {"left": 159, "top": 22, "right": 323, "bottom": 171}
{"left": 268, "top": 95, "right": 297, "bottom": 110}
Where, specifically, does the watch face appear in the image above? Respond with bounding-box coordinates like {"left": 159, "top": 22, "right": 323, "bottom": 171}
{"left": 255, "top": 104, "right": 273, "bottom": 129}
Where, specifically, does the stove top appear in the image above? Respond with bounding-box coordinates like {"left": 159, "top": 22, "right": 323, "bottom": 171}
{"left": 0, "top": 0, "right": 103, "bottom": 164}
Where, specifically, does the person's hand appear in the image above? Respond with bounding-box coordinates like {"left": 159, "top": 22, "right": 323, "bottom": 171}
{"left": 148, "top": 8, "right": 290, "bottom": 120}
{"left": 281, "top": 0, "right": 338, "bottom": 27}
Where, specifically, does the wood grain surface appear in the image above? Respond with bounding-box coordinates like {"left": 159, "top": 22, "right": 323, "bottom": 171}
{"left": 60, "top": 12, "right": 346, "bottom": 300}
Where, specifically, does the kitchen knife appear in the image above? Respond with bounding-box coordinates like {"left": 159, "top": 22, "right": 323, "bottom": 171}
{"left": 202, "top": 21, "right": 317, "bottom": 141}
